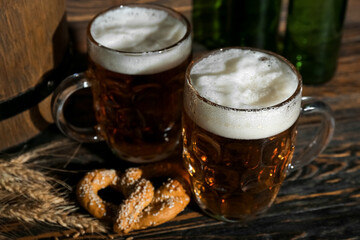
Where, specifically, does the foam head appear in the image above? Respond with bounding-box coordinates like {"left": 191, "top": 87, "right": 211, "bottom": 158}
{"left": 185, "top": 48, "right": 302, "bottom": 139}
{"left": 88, "top": 5, "right": 191, "bottom": 75}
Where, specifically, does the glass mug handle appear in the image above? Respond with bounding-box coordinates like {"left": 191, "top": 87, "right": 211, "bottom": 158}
{"left": 288, "top": 96, "right": 335, "bottom": 171}
{"left": 51, "top": 72, "right": 102, "bottom": 142}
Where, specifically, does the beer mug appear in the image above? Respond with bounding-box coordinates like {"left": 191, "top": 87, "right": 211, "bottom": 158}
{"left": 182, "top": 47, "right": 335, "bottom": 222}
{"left": 52, "top": 4, "right": 192, "bottom": 163}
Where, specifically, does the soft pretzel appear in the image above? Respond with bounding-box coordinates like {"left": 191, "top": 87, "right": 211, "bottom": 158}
{"left": 76, "top": 169, "right": 118, "bottom": 221}
{"left": 113, "top": 160, "right": 190, "bottom": 234}
{"left": 76, "top": 160, "right": 191, "bottom": 235}
{"left": 130, "top": 178, "right": 190, "bottom": 231}
{"left": 113, "top": 168, "right": 154, "bottom": 234}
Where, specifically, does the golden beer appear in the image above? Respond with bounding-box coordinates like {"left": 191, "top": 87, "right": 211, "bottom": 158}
{"left": 88, "top": 55, "right": 191, "bottom": 161}
{"left": 87, "top": 4, "right": 192, "bottom": 162}
{"left": 183, "top": 111, "right": 298, "bottom": 221}
{"left": 182, "top": 48, "right": 302, "bottom": 221}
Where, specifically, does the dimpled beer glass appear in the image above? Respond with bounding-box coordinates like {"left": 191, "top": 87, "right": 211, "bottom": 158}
{"left": 52, "top": 4, "right": 192, "bottom": 163}
{"left": 182, "top": 48, "right": 334, "bottom": 222}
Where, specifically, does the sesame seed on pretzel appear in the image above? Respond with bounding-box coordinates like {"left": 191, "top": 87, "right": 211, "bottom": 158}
{"left": 113, "top": 168, "right": 154, "bottom": 234}
{"left": 130, "top": 178, "right": 190, "bottom": 231}
{"left": 76, "top": 160, "right": 191, "bottom": 235}
{"left": 76, "top": 169, "right": 119, "bottom": 221}
{"left": 113, "top": 160, "right": 190, "bottom": 234}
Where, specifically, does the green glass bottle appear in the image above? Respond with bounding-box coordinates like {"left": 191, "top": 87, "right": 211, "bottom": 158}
{"left": 192, "top": 0, "right": 281, "bottom": 51}
{"left": 231, "top": 0, "right": 282, "bottom": 52}
{"left": 192, "top": 0, "right": 233, "bottom": 49}
{"left": 283, "top": 0, "right": 348, "bottom": 85}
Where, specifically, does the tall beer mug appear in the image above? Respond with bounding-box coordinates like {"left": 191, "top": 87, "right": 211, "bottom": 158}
{"left": 52, "top": 4, "right": 192, "bottom": 163}
{"left": 182, "top": 48, "right": 335, "bottom": 222}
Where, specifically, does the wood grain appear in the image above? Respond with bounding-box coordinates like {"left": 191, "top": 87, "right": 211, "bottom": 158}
{"left": 0, "top": 0, "right": 67, "bottom": 100}
{"left": 0, "top": 0, "right": 69, "bottom": 150}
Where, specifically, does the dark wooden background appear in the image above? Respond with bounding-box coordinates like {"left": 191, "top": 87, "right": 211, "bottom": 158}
{"left": 1, "top": 0, "right": 360, "bottom": 239}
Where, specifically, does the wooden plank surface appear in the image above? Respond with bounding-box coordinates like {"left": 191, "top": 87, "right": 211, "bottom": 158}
{"left": 1, "top": 0, "right": 360, "bottom": 239}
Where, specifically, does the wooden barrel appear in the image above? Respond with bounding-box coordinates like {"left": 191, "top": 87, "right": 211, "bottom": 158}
{"left": 0, "top": 0, "right": 69, "bottom": 151}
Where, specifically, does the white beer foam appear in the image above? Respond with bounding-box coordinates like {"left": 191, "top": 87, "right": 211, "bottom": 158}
{"left": 89, "top": 6, "right": 191, "bottom": 75}
{"left": 185, "top": 49, "right": 301, "bottom": 140}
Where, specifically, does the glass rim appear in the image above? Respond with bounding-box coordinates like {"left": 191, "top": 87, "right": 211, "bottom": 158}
{"left": 87, "top": 3, "right": 191, "bottom": 56}
{"left": 185, "top": 47, "right": 303, "bottom": 113}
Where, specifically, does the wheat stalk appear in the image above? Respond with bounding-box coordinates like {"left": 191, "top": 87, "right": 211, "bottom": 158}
{"left": 0, "top": 139, "right": 109, "bottom": 236}
{"left": 0, "top": 162, "right": 66, "bottom": 204}
{"left": 0, "top": 198, "right": 106, "bottom": 233}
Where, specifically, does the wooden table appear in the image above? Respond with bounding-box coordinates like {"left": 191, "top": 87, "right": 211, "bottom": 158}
{"left": 1, "top": 0, "right": 360, "bottom": 239}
